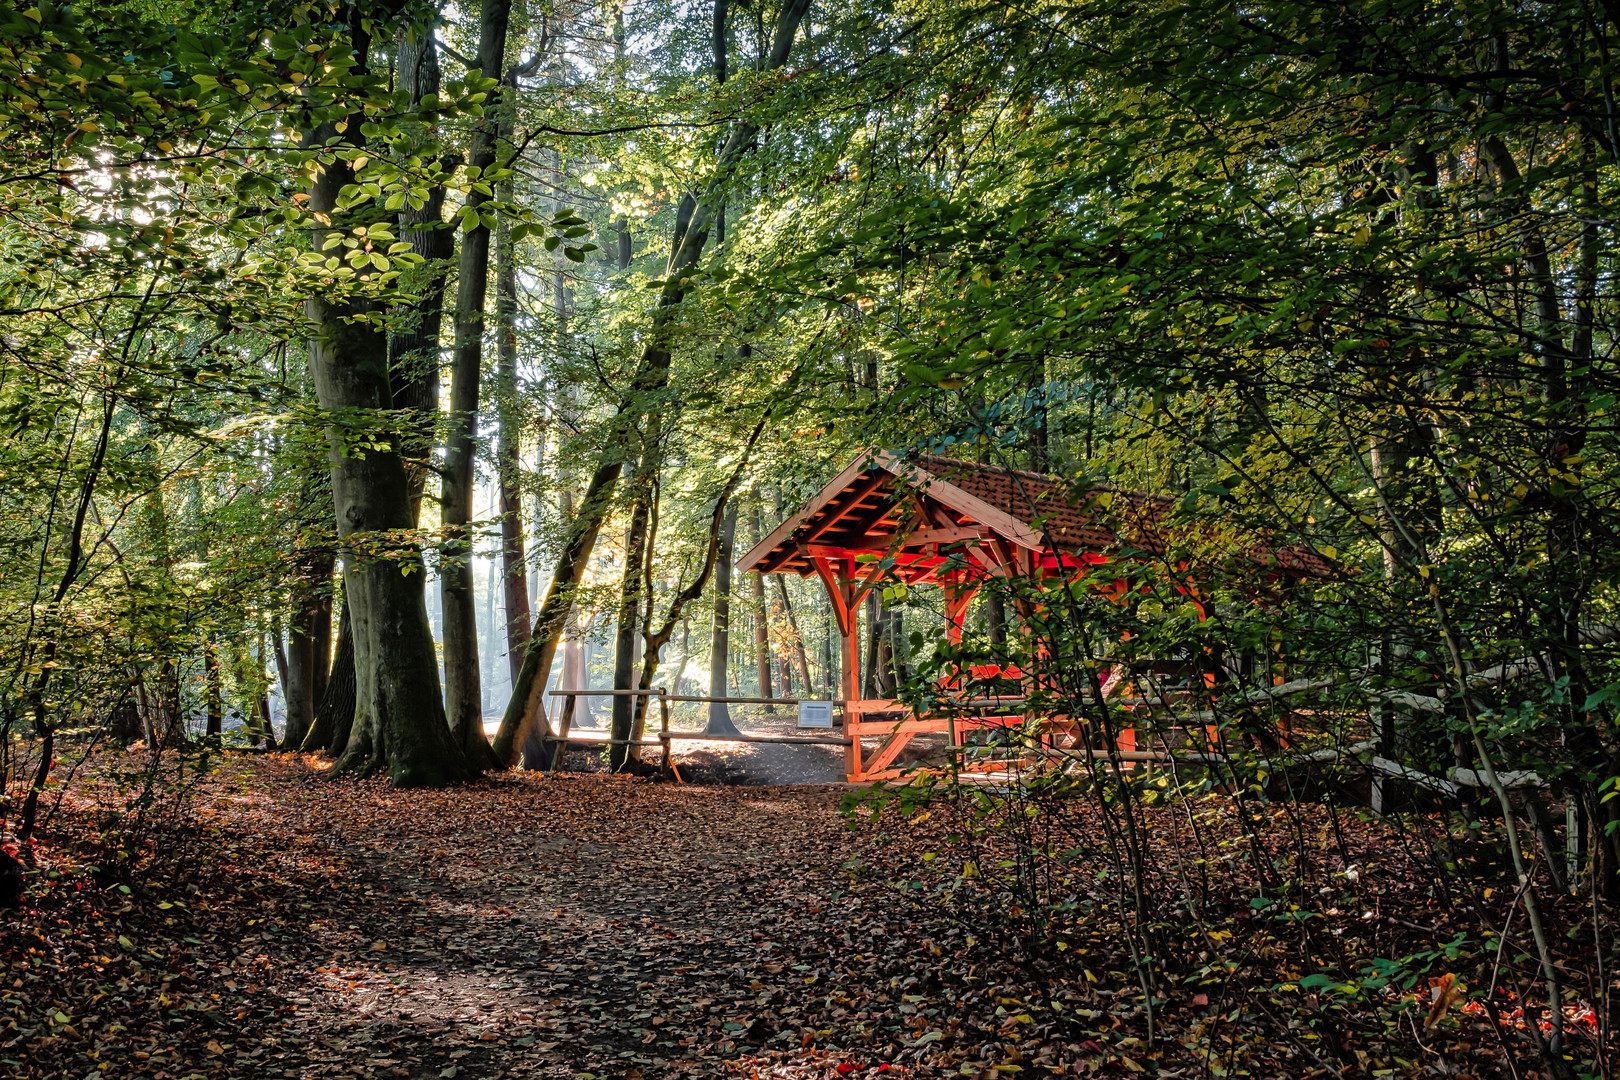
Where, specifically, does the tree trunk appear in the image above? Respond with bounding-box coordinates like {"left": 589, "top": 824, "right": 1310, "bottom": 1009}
{"left": 252, "top": 639, "right": 277, "bottom": 748}
{"left": 862, "top": 591, "right": 881, "bottom": 698}
{"left": 888, "top": 606, "right": 908, "bottom": 685}
{"left": 321, "top": 602, "right": 359, "bottom": 755}
{"left": 864, "top": 594, "right": 896, "bottom": 697}
{"left": 610, "top": 481, "right": 653, "bottom": 771}
{"left": 492, "top": 0, "right": 813, "bottom": 764}
{"left": 773, "top": 574, "right": 814, "bottom": 695}
{"left": 751, "top": 507, "right": 774, "bottom": 712}
{"left": 495, "top": 173, "right": 531, "bottom": 687}
{"left": 270, "top": 627, "right": 290, "bottom": 731}
{"left": 706, "top": 506, "right": 740, "bottom": 734}
{"left": 302, "top": 601, "right": 355, "bottom": 755}
{"left": 986, "top": 590, "right": 1007, "bottom": 646}
{"left": 628, "top": 430, "right": 763, "bottom": 746}
{"left": 255, "top": 688, "right": 275, "bottom": 749}
{"left": 440, "top": 0, "right": 513, "bottom": 771}
{"left": 876, "top": 603, "right": 895, "bottom": 696}
{"left": 284, "top": 514, "right": 335, "bottom": 750}
{"left": 203, "top": 637, "right": 223, "bottom": 737}
{"left": 673, "top": 618, "right": 691, "bottom": 696}
{"left": 391, "top": 29, "right": 453, "bottom": 519}
{"left": 283, "top": 606, "right": 317, "bottom": 750}
{"left": 307, "top": 14, "right": 472, "bottom": 787}
{"left": 158, "top": 661, "right": 183, "bottom": 746}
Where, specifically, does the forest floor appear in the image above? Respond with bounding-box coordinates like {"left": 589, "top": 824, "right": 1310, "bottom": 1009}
{"left": 6, "top": 753, "right": 1070, "bottom": 1080}
{"left": 5, "top": 749, "right": 1599, "bottom": 1080}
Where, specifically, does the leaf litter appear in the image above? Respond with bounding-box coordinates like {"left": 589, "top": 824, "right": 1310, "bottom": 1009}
{"left": 5, "top": 752, "right": 1601, "bottom": 1079}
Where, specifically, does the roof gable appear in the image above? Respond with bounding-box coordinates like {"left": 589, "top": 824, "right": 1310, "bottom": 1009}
{"left": 738, "top": 451, "right": 1330, "bottom": 581}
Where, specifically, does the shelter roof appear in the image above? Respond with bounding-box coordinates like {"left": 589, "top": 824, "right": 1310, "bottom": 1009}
{"left": 737, "top": 451, "right": 1330, "bottom": 581}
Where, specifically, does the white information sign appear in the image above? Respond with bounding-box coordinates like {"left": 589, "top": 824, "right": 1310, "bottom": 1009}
{"left": 797, "top": 701, "right": 834, "bottom": 728}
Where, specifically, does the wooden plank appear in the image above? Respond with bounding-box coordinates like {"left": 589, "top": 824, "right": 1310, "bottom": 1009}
{"left": 658, "top": 732, "right": 852, "bottom": 746}
{"left": 847, "top": 717, "right": 951, "bottom": 735}
{"left": 845, "top": 697, "right": 902, "bottom": 711}
{"left": 798, "top": 472, "right": 891, "bottom": 547}
{"left": 801, "top": 545, "right": 947, "bottom": 574}
{"left": 664, "top": 694, "right": 809, "bottom": 706}
{"left": 883, "top": 456, "right": 1047, "bottom": 551}
{"left": 549, "top": 733, "right": 661, "bottom": 747}
{"left": 862, "top": 727, "right": 916, "bottom": 776}
{"left": 550, "top": 688, "right": 667, "bottom": 697}
{"left": 736, "top": 459, "right": 889, "bottom": 572}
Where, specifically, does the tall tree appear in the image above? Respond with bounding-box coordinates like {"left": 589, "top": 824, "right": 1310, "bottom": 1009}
{"left": 307, "top": 9, "right": 472, "bottom": 786}
{"left": 495, "top": 161, "right": 531, "bottom": 685}
{"left": 609, "top": 457, "right": 655, "bottom": 769}
{"left": 751, "top": 504, "right": 773, "bottom": 711}
{"left": 494, "top": 0, "right": 814, "bottom": 764}
{"left": 705, "top": 506, "right": 740, "bottom": 734}
{"left": 440, "top": 0, "right": 514, "bottom": 769}
{"left": 298, "top": 24, "right": 454, "bottom": 760}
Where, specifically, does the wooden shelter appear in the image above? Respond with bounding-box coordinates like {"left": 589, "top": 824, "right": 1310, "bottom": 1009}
{"left": 738, "top": 451, "right": 1327, "bottom": 782}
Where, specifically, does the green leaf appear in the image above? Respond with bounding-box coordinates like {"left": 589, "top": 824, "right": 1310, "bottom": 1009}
{"left": 1582, "top": 681, "right": 1620, "bottom": 712}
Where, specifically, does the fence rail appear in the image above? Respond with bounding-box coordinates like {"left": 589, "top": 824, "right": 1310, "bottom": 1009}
{"left": 543, "top": 689, "right": 852, "bottom": 781}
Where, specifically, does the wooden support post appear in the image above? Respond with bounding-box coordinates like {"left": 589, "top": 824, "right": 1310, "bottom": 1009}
{"left": 659, "top": 695, "right": 673, "bottom": 780}
{"left": 843, "top": 615, "right": 862, "bottom": 781}
{"left": 549, "top": 699, "right": 574, "bottom": 775}
{"left": 811, "top": 550, "right": 866, "bottom": 781}
{"left": 943, "top": 575, "right": 977, "bottom": 645}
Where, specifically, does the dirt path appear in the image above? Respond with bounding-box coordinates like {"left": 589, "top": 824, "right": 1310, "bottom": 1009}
{"left": 8, "top": 756, "right": 1083, "bottom": 1080}
{"left": 197, "top": 761, "right": 1021, "bottom": 1080}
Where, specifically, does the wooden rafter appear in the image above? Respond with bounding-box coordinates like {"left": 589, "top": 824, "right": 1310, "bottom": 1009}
{"left": 809, "top": 552, "right": 855, "bottom": 635}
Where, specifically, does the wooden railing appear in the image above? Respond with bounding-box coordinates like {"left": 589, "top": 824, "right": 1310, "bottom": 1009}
{"left": 543, "top": 689, "right": 851, "bottom": 782}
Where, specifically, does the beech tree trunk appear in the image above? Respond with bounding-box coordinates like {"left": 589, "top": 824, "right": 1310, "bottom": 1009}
{"left": 706, "top": 507, "right": 739, "bottom": 734}
{"left": 282, "top": 602, "right": 317, "bottom": 750}
{"left": 322, "top": 603, "right": 358, "bottom": 755}
{"left": 610, "top": 478, "right": 653, "bottom": 771}
{"left": 301, "top": 600, "right": 355, "bottom": 755}
{"left": 391, "top": 29, "right": 452, "bottom": 518}
{"left": 862, "top": 591, "right": 881, "bottom": 698}
{"left": 773, "top": 574, "right": 814, "bottom": 694}
{"left": 440, "top": 0, "right": 513, "bottom": 771}
{"left": 270, "top": 628, "right": 290, "bottom": 731}
{"left": 308, "top": 13, "right": 471, "bottom": 787}
{"left": 495, "top": 170, "right": 530, "bottom": 686}
{"left": 986, "top": 591, "right": 1007, "bottom": 646}
{"left": 751, "top": 507, "right": 773, "bottom": 712}
{"left": 283, "top": 520, "right": 332, "bottom": 750}
{"left": 252, "top": 639, "right": 277, "bottom": 748}
{"left": 493, "top": 0, "right": 813, "bottom": 764}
